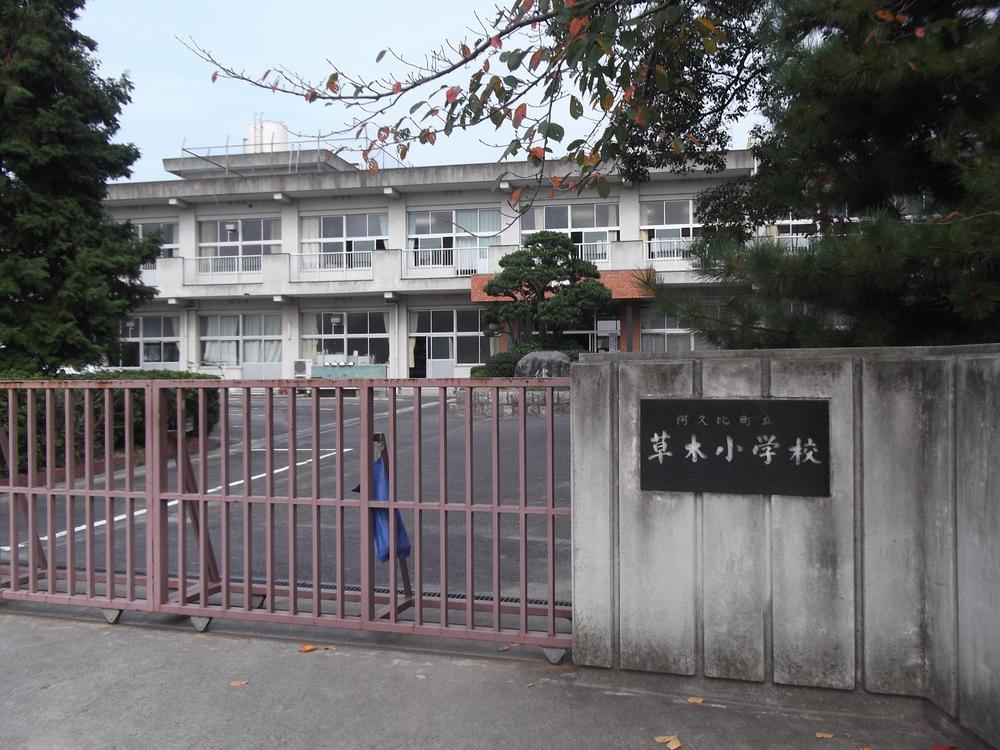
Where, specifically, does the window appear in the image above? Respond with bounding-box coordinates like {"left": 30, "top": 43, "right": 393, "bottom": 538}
{"left": 197, "top": 218, "right": 281, "bottom": 272}
{"left": 300, "top": 212, "right": 387, "bottom": 269}
{"left": 520, "top": 203, "right": 619, "bottom": 262}
{"left": 134, "top": 222, "right": 179, "bottom": 260}
{"left": 640, "top": 199, "right": 701, "bottom": 259}
{"left": 114, "top": 315, "right": 181, "bottom": 367}
{"left": 407, "top": 209, "right": 500, "bottom": 274}
{"left": 199, "top": 313, "right": 282, "bottom": 366}
{"left": 300, "top": 310, "right": 390, "bottom": 364}
{"left": 638, "top": 305, "right": 712, "bottom": 352}
{"left": 408, "top": 308, "right": 492, "bottom": 364}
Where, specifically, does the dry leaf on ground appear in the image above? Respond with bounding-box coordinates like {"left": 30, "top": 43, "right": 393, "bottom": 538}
{"left": 686, "top": 696, "right": 704, "bottom": 704}
{"left": 227, "top": 680, "right": 250, "bottom": 688}
{"left": 654, "top": 736, "right": 683, "bottom": 749}
{"left": 497, "top": 643, "right": 517, "bottom": 652}
{"left": 526, "top": 683, "right": 536, "bottom": 688}
{"left": 815, "top": 732, "right": 835, "bottom": 739}
{"left": 298, "top": 644, "right": 318, "bottom": 653}
{"left": 323, "top": 646, "right": 337, "bottom": 651}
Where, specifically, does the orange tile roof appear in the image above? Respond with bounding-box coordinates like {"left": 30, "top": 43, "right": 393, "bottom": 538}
{"left": 470, "top": 270, "right": 653, "bottom": 302}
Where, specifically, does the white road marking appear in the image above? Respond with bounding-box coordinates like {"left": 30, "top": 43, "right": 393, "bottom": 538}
{"left": 0, "top": 449, "right": 351, "bottom": 552}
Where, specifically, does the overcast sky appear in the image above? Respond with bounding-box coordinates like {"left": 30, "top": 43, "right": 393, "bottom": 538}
{"left": 77, "top": 0, "right": 756, "bottom": 183}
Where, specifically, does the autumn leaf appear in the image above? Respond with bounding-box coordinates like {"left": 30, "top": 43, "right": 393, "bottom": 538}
{"left": 939, "top": 210, "right": 960, "bottom": 223}
{"left": 686, "top": 697, "right": 704, "bottom": 704}
{"left": 930, "top": 745, "right": 958, "bottom": 750}
{"left": 815, "top": 732, "right": 834, "bottom": 739}
{"left": 635, "top": 104, "right": 649, "bottom": 126}
{"left": 298, "top": 644, "right": 318, "bottom": 653}
{"left": 915, "top": 27, "right": 927, "bottom": 37}
{"left": 695, "top": 17, "right": 716, "bottom": 34}
{"left": 368, "top": 160, "right": 379, "bottom": 175}
{"left": 446, "top": 85, "right": 462, "bottom": 104}
{"left": 304, "top": 89, "right": 318, "bottom": 103}
{"left": 490, "top": 36, "right": 502, "bottom": 49}
{"left": 654, "top": 736, "right": 683, "bottom": 749}
{"left": 377, "top": 126, "right": 390, "bottom": 142}
{"left": 530, "top": 146, "right": 545, "bottom": 160}
{"left": 512, "top": 103, "right": 528, "bottom": 128}
{"left": 874, "top": 8, "right": 895, "bottom": 21}
{"left": 460, "top": 42, "right": 471, "bottom": 58}
{"left": 526, "top": 682, "right": 536, "bottom": 688}
{"left": 326, "top": 75, "right": 340, "bottom": 93}
{"left": 510, "top": 187, "right": 524, "bottom": 204}
{"left": 895, "top": 13, "right": 909, "bottom": 22}
{"left": 521, "top": 0, "right": 534, "bottom": 10}
{"left": 569, "top": 17, "right": 589, "bottom": 37}
{"left": 392, "top": 81, "right": 402, "bottom": 93}
{"left": 210, "top": 71, "right": 218, "bottom": 83}
{"left": 906, "top": 60, "right": 918, "bottom": 71}
{"left": 530, "top": 49, "right": 543, "bottom": 71}
{"left": 685, "top": 132, "right": 702, "bottom": 146}
{"left": 323, "top": 645, "right": 337, "bottom": 651}
{"left": 228, "top": 679, "right": 249, "bottom": 688}
{"left": 600, "top": 91, "right": 614, "bottom": 111}
{"left": 551, "top": 175, "right": 563, "bottom": 188}
{"left": 497, "top": 643, "right": 515, "bottom": 652}
{"left": 623, "top": 85, "right": 636, "bottom": 103}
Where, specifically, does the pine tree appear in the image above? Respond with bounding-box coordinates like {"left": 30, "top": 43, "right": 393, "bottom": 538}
{"left": 0, "top": 0, "right": 158, "bottom": 373}
{"left": 649, "top": 0, "right": 1000, "bottom": 348}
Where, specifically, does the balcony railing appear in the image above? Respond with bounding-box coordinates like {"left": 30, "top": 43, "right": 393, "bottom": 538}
{"left": 291, "top": 251, "right": 373, "bottom": 282}
{"left": 575, "top": 242, "right": 610, "bottom": 264}
{"left": 647, "top": 238, "right": 693, "bottom": 261}
{"left": 185, "top": 254, "right": 263, "bottom": 284}
{"left": 140, "top": 260, "right": 157, "bottom": 286}
{"left": 401, "top": 247, "right": 481, "bottom": 279}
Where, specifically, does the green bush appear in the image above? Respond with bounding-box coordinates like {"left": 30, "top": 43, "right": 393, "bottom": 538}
{"left": 0, "top": 369, "right": 221, "bottom": 476}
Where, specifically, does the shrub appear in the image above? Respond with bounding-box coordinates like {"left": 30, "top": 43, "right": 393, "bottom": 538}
{"left": 0, "top": 369, "right": 221, "bottom": 476}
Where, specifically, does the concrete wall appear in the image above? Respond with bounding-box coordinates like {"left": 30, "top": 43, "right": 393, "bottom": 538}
{"left": 571, "top": 345, "right": 1000, "bottom": 749}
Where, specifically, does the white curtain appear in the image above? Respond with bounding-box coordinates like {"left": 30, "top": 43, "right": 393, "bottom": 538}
{"left": 300, "top": 217, "right": 320, "bottom": 240}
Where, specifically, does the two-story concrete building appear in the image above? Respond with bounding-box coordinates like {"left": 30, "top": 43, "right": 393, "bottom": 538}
{"left": 105, "top": 137, "right": 761, "bottom": 379}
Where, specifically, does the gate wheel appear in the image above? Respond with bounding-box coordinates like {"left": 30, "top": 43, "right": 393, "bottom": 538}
{"left": 190, "top": 616, "right": 213, "bottom": 633}
{"left": 101, "top": 608, "right": 123, "bottom": 625}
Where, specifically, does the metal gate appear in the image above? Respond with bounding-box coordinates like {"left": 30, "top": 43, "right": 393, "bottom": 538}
{"left": 1, "top": 379, "right": 571, "bottom": 653}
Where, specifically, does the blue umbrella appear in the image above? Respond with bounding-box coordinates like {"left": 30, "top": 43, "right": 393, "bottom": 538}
{"left": 354, "top": 455, "right": 411, "bottom": 564}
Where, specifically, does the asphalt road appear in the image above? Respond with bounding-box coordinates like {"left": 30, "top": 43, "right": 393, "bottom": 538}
{"left": 2, "top": 388, "right": 572, "bottom": 629}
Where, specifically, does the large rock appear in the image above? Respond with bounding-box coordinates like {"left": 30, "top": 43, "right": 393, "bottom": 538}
{"left": 514, "top": 350, "right": 572, "bottom": 378}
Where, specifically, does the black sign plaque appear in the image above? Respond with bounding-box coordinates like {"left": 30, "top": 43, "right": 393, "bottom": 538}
{"left": 639, "top": 399, "right": 830, "bottom": 497}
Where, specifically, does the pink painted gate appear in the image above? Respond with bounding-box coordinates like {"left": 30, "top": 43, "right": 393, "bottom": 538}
{"left": 1, "top": 379, "right": 571, "bottom": 653}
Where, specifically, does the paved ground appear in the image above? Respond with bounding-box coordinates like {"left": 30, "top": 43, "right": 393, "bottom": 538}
{"left": 0, "top": 605, "right": 979, "bottom": 750}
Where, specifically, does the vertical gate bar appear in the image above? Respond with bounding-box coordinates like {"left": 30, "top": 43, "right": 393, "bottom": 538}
{"left": 310, "top": 388, "right": 321, "bottom": 618}
{"left": 335, "top": 388, "right": 344, "bottom": 620}
{"left": 491, "top": 386, "right": 501, "bottom": 632}
{"left": 387, "top": 387, "right": 397, "bottom": 623}
{"left": 45, "top": 389, "right": 56, "bottom": 595}
{"left": 64, "top": 389, "right": 75, "bottom": 596}
{"left": 147, "top": 384, "right": 164, "bottom": 607}
{"left": 264, "top": 387, "right": 275, "bottom": 613}
{"left": 438, "top": 386, "right": 448, "bottom": 628}
{"left": 6, "top": 390, "right": 17, "bottom": 593}
{"left": 287, "top": 387, "right": 298, "bottom": 616}
{"left": 359, "top": 385, "right": 374, "bottom": 622}
{"left": 103, "top": 389, "right": 114, "bottom": 600}
{"left": 518, "top": 386, "right": 527, "bottom": 635}
{"left": 176, "top": 389, "right": 186, "bottom": 605}
{"left": 242, "top": 387, "right": 252, "bottom": 610}
{"left": 197, "top": 389, "right": 208, "bottom": 608}
{"left": 545, "top": 387, "right": 556, "bottom": 636}
{"left": 124, "top": 389, "right": 134, "bottom": 601}
{"left": 464, "top": 386, "right": 474, "bottom": 630}
{"left": 412, "top": 386, "right": 423, "bottom": 626}
{"left": 84, "top": 389, "right": 95, "bottom": 599}
{"left": 220, "top": 387, "right": 230, "bottom": 610}
{"left": 26, "top": 389, "right": 37, "bottom": 593}
{"left": 156, "top": 385, "right": 170, "bottom": 607}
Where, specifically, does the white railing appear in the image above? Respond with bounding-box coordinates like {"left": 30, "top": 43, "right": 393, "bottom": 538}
{"left": 292, "top": 251, "right": 373, "bottom": 282}
{"left": 575, "top": 242, "right": 610, "bottom": 264}
{"left": 186, "top": 254, "right": 264, "bottom": 284}
{"left": 140, "top": 260, "right": 157, "bottom": 287}
{"left": 402, "top": 247, "right": 480, "bottom": 278}
{"left": 647, "top": 238, "right": 693, "bottom": 260}
{"left": 774, "top": 235, "right": 813, "bottom": 253}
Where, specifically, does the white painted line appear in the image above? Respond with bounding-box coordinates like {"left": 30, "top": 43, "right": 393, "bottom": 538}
{"left": 0, "top": 449, "right": 351, "bottom": 552}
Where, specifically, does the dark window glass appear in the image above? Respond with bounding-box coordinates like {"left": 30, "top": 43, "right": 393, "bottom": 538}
{"left": 431, "top": 310, "right": 454, "bottom": 333}
{"left": 571, "top": 203, "right": 595, "bottom": 228}
{"left": 544, "top": 205, "right": 569, "bottom": 229}
{"left": 430, "top": 337, "right": 452, "bottom": 359}
{"left": 456, "top": 336, "right": 481, "bottom": 364}
{"left": 431, "top": 211, "right": 453, "bottom": 234}
{"left": 347, "top": 312, "right": 368, "bottom": 334}
{"left": 143, "top": 342, "right": 162, "bottom": 363}
{"left": 368, "top": 312, "right": 387, "bottom": 334}
{"left": 345, "top": 214, "right": 368, "bottom": 237}
{"left": 411, "top": 311, "right": 431, "bottom": 333}
{"left": 162, "top": 342, "right": 180, "bottom": 362}
{"left": 242, "top": 220, "right": 262, "bottom": 241}
{"left": 346, "top": 338, "right": 369, "bottom": 356}
{"left": 143, "top": 316, "right": 162, "bottom": 337}
{"left": 370, "top": 338, "right": 390, "bottom": 364}
{"left": 520, "top": 208, "right": 537, "bottom": 231}
{"left": 456, "top": 309, "right": 480, "bottom": 332}
{"left": 322, "top": 216, "right": 344, "bottom": 238}
{"left": 120, "top": 341, "right": 140, "bottom": 367}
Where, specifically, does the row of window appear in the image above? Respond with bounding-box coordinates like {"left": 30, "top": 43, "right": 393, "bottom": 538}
{"left": 113, "top": 310, "right": 494, "bottom": 368}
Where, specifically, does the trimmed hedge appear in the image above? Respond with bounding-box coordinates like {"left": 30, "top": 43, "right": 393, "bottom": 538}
{"left": 0, "top": 370, "right": 221, "bottom": 476}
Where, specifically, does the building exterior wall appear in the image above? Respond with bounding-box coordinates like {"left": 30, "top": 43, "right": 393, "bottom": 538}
{"left": 107, "top": 154, "right": 754, "bottom": 379}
